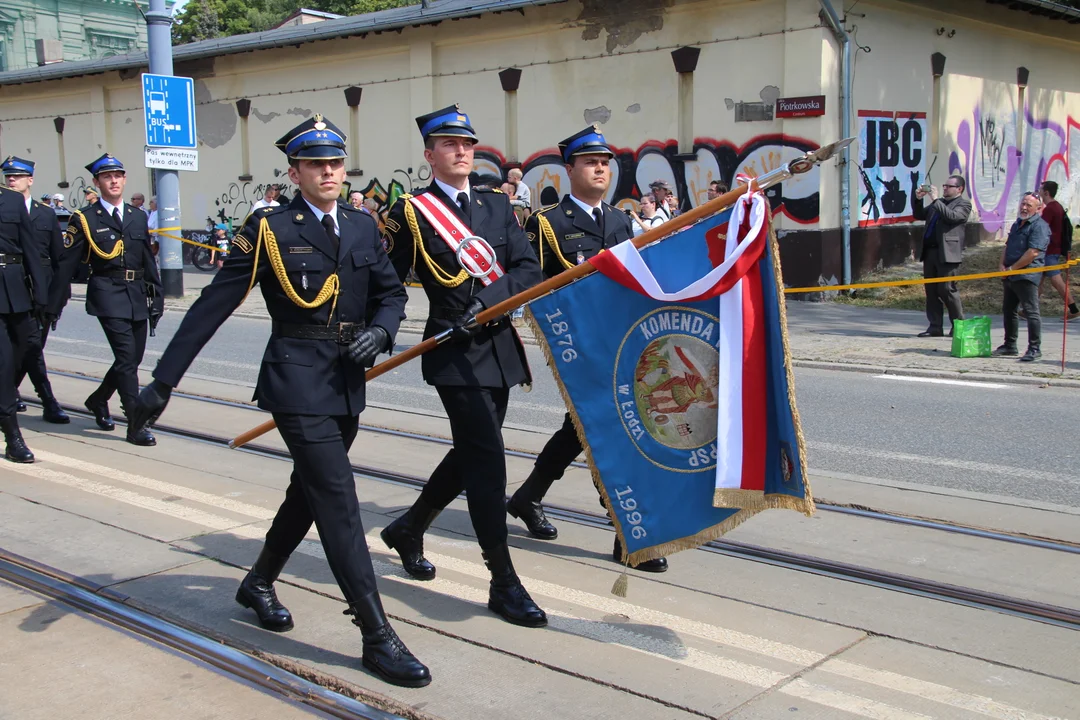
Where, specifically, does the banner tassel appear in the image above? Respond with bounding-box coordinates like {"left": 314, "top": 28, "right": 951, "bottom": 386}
{"left": 611, "top": 559, "right": 630, "bottom": 598}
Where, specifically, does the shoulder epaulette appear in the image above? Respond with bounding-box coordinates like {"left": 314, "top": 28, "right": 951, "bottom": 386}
{"left": 476, "top": 186, "right": 501, "bottom": 193}
{"left": 534, "top": 202, "right": 559, "bottom": 215}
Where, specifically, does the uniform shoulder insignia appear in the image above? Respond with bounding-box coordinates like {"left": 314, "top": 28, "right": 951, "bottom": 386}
{"left": 526, "top": 231, "right": 537, "bottom": 241}
{"left": 232, "top": 234, "right": 254, "bottom": 254}
{"left": 384, "top": 216, "right": 401, "bottom": 234}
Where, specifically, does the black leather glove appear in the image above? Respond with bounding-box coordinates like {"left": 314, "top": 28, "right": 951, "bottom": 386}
{"left": 32, "top": 304, "right": 48, "bottom": 329}
{"left": 347, "top": 325, "right": 389, "bottom": 366}
{"left": 45, "top": 312, "right": 59, "bottom": 331}
{"left": 450, "top": 297, "right": 485, "bottom": 342}
{"left": 130, "top": 379, "right": 173, "bottom": 435}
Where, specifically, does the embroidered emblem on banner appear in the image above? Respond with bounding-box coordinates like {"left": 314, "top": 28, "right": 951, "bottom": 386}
{"left": 614, "top": 306, "right": 719, "bottom": 473}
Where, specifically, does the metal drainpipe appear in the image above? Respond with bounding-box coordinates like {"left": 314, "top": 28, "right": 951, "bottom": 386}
{"left": 819, "top": 0, "right": 852, "bottom": 286}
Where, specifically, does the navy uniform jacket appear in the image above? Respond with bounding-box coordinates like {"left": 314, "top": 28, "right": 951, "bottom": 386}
{"left": 0, "top": 187, "right": 47, "bottom": 314}
{"left": 153, "top": 195, "right": 407, "bottom": 417}
{"left": 28, "top": 199, "right": 67, "bottom": 315}
{"left": 384, "top": 182, "right": 541, "bottom": 388}
{"left": 57, "top": 200, "right": 163, "bottom": 320}
{"left": 524, "top": 195, "right": 634, "bottom": 280}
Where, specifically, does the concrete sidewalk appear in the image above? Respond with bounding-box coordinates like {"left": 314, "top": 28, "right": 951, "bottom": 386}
{"left": 72, "top": 268, "right": 1080, "bottom": 385}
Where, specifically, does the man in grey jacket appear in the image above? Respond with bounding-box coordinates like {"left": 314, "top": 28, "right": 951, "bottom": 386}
{"left": 995, "top": 192, "right": 1050, "bottom": 362}
{"left": 912, "top": 175, "right": 971, "bottom": 337}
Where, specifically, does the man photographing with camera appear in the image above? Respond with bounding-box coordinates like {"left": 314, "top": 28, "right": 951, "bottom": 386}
{"left": 912, "top": 175, "right": 971, "bottom": 337}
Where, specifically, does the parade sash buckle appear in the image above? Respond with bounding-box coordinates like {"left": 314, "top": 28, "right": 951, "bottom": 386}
{"left": 408, "top": 193, "right": 505, "bottom": 286}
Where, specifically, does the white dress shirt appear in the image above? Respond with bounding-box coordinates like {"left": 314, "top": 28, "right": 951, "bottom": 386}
{"left": 302, "top": 196, "right": 339, "bottom": 234}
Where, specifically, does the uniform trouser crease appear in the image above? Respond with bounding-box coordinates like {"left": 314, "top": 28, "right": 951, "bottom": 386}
{"left": 97, "top": 316, "right": 148, "bottom": 412}
{"left": 0, "top": 312, "right": 33, "bottom": 418}
{"left": 419, "top": 386, "right": 511, "bottom": 549}
{"left": 266, "top": 413, "right": 378, "bottom": 603}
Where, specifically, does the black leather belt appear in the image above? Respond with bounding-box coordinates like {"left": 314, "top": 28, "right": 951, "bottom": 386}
{"left": 429, "top": 305, "right": 466, "bottom": 321}
{"left": 429, "top": 305, "right": 508, "bottom": 325}
{"left": 0, "top": 254, "right": 23, "bottom": 265}
{"left": 96, "top": 268, "right": 144, "bottom": 281}
{"left": 272, "top": 321, "right": 363, "bottom": 344}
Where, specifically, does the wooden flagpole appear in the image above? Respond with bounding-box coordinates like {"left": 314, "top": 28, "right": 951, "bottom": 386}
{"left": 228, "top": 139, "right": 854, "bottom": 448}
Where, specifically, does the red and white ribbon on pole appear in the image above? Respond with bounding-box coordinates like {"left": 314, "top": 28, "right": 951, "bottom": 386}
{"left": 409, "top": 193, "right": 505, "bottom": 286}
{"left": 591, "top": 177, "right": 772, "bottom": 502}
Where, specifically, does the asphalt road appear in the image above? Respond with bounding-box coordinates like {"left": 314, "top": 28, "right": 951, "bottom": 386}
{"left": 45, "top": 308, "right": 1080, "bottom": 508}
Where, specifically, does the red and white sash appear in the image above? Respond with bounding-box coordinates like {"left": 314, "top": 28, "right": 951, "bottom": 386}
{"left": 409, "top": 192, "right": 505, "bottom": 286}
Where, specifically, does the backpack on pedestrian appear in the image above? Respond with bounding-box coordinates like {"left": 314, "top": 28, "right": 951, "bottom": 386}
{"left": 1061, "top": 208, "right": 1073, "bottom": 256}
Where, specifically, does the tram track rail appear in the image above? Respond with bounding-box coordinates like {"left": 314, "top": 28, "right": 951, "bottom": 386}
{"left": 37, "top": 370, "right": 1080, "bottom": 557}
{"left": 0, "top": 549, "right": 416, "bottom": 720}
{"left": 23, "top": 376, "right": 1080, "bottom": 630}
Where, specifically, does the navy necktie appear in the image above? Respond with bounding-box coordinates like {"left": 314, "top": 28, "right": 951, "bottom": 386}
{"left": 457, "top": 192, "right": 472, "bottom": 224}
{"left": 321, "top": 214, "right": 339, "bottom": 253}
{"left": 592, "top": 207, "right": 605, "bottom": 236}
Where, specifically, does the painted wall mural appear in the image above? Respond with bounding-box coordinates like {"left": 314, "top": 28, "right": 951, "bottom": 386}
{"left": 950, "top": 107, "right": 1080, "bottom": 233}
{"left": 196, "top": 134, "right": 823, "bottom": 236}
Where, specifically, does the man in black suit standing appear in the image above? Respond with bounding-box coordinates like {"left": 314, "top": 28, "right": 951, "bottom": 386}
{"left": 0, "top": 164, "right": 47, "bottom": 462}
{"left": 381, "top": 104, "right": 547, "bottom": 629}
{"left": 129, "top": 115, "right": 429, "bottom": 688}
{"left": 511, "top": 127, "right": 668, "bottom": 573}
{"left": 912, "top": 175, "right": 971, "bottom": 337}
{"left": 2, "top": 156, "right": 69, "bottom": 424}
{"left": 55, "top": 154, "right": 163, "bottom": 445}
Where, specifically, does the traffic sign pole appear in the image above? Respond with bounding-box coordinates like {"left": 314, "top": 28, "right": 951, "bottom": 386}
{"left": 146, "top": 0, "right": 183, "bottom": 297}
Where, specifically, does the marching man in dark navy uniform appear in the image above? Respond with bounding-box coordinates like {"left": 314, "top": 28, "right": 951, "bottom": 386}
{"left": 128, "top": 115, "right": 429, "bottom": 688}
{"left": 0, "top": 162, "right": 47, "bottom": 462}
{"left": 2, "top": 156, "right": 69, "bottom": 425}
{"left": 55, "top": 154, "right": 163, "bottom": 445}
{"left": 513, "top": 126, "right": 668, "bottom": 572}
{"left": 380, "top": 105, "right": 548, "bottom": 628}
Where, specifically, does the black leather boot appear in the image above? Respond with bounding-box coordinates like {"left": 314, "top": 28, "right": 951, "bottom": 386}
{"left": 2, "top": 415, "right": 35, "bottom": 463}
{"left": 380, "top": 500, "right": 439, "bottom": 580}
{"left": 346, "top": 592, "right": 431, "bottom": 688}
{"left": 39, "top": 384, "right": 70, "bottom": 424}
{"left": 84, "top": 389, "right": 115, "bottom": 431}
{"left": 507, "top": 468, "right": 559, "bottom": 540}
{"left": 126, "top": 425, "right": 157, "bottom": 446}
{"left": 235, "top": 547, "right": 294, "bottom": 632}
{"left": 613, "top": 536, "right": 668, "bottom": 573}
{"left": 483, "top": 544, "right": 547, "bottom": 627}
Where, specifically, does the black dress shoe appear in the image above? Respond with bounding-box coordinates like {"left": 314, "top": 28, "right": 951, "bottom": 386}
{"left": 85, "top": 396, "right": 115, "bottom": 431}
{"left": 483, "top": 544, "right": 547, "bottom": 627}
{"left": 347, "top": 592, "right": 431, "bottom": 688}
{"left": 381, "top": 502, "right": 439, "bottom": 580}
{"left": 507, "top": 495, "right": 558, "bottom": 540}
{"left": 15, "top": 398, "right": 26, "bottom": 413}
{"left": 126, "top": 426, "right": 156, "bottom": 446}
{"left": 917, "top": 329, "right": 944, "bottom": 337}
{"left": 613, "top": 537, "right": 668, "bottom": 573}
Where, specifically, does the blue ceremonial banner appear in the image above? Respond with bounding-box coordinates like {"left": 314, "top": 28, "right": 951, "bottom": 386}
{"left": 529, "top": 195, "right": 813, "bottom": 567}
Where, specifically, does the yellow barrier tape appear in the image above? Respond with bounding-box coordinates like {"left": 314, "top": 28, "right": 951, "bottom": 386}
{"left": 784, "top": 257, "right": 1079, "bottom": 294}
{"left": 149, "top": 226, "right": 222, "bottom": 253}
